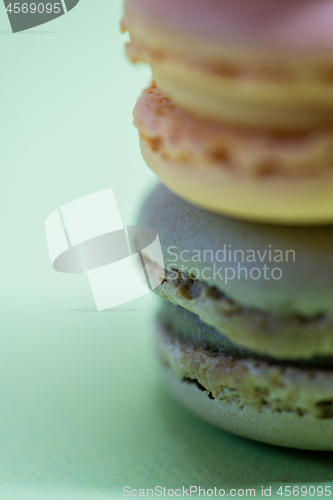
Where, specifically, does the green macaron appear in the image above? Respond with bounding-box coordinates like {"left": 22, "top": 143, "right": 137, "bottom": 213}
{"left": 136, "top": 184, "right": 333, "bottom": 450}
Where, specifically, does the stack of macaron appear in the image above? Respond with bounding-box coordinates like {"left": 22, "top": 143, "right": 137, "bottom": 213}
{"left": 122, "top": 0, "right": 333, "bottom": 450}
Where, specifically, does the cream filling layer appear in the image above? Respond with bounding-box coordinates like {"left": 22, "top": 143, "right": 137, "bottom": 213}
{"left": 124, "top": 29, "right": 333, "bottom": 130}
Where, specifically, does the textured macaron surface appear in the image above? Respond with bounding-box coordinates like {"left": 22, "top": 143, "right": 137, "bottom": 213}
{"left": 157, "top": 319, "right": 333, "bottom": 420}
{"left": 134, "top": 85, "right": 333, "bottom": 179}
{"left": 137, "top": 184, "right": 333, "bottom": 316}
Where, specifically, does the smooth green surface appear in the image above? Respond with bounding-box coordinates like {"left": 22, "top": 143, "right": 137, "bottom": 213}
{"left": 1, "top": 1, "right": 333, "bottom": 498}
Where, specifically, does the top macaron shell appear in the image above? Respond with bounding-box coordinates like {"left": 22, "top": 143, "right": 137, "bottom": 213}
{"left": 123, "top": 0, "right": 333, "bottom": 55}
{"left": 137, "top": 184, "right": 333, "bottom": 316}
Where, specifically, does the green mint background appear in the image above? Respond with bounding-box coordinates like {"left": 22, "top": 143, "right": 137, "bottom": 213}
{"left": 1, "top": 0, "right": 333, "bottom": 498}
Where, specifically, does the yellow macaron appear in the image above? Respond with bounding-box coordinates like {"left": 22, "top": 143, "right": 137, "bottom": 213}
{"left": 122, "top": 0, "right": 333, "bottom": 131}
{"left": 134, "top": 84, "right": 333, "bottom": 225}
{"left": 123, "top": 0, "right": 333, "bottom": 224}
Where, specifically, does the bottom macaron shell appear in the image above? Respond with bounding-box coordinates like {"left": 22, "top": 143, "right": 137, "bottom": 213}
{"left": 162, "top": 366, "right": 333, "bottom": 450}
{"left": 140, "top": 138, "right": 333, "bottom": 225}
{"left": 157, "top": 322, "right": 333, "bottom": 450}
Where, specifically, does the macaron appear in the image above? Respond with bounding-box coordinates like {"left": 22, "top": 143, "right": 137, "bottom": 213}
{"left": 122, "top": 0, "right": 333, "bottom": 225}
{"left": 122, "top": 0, "right": 333, "bottom": 131}
{"left": 133, "top": 84, "right": 333, "bottom": 225}
{"left": 135, "top": 184, "right": 333, "bottom": 450}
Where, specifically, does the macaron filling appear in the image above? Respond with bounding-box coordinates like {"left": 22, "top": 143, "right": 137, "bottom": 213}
{"left": 158, "top": 301, "right": 333, "bottom": 369}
